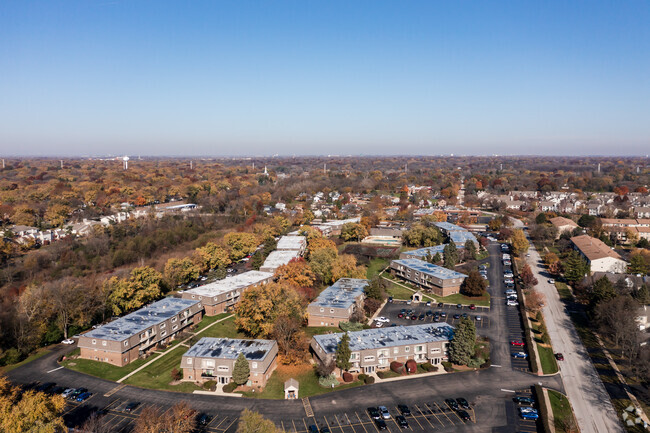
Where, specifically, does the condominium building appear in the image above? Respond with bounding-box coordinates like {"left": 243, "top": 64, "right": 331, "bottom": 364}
{"left": 181, "top": 271, "right": 273, "bottom": 316}
{"left": 78, "top": 298, "right": 202, "bottom": 366}
{"left": 276, "top": 235, "right": 307, "bottom": 254}
{"left": 311, "top": 323, "right": 454, "bottom": 374}
{"left": 390, "top": 258, "right": 467, "bottom": 297}
{"left": 181, "top": 337, "right": 278, "bottom": 387}
{"left": 570, "top": 235, "right": 629, "bottom": 274}
{"left": 307, "top": 278, "right": 368, "bottom": 327}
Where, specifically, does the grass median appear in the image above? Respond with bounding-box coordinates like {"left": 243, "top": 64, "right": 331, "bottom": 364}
{"left": 123, "top": 345, "right": 200, "bottom": 393}
{"left": 548, "top": 390, "right": 578, "bottom": 433}
{"left": 383, "top": 275, "right": 490, "bottom": 307}
{"left": 61, "top": 349, "right": 160, "bottom": 382}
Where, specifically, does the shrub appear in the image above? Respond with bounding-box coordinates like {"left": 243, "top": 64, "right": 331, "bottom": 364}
{"left": 442, "top": 361, "right": 453, "bottom": 372}
{"left": 357, "top": 373, "right": 368, "bottom": 381}
{"left": 405, "top": 359, "right": 417, "bottom": 374}
{"left": 1, "top": 348, "right": 23, "bottom": 366}
{"left": 342, "top": 372, "right": 353, "bottom": 382}
{"left": 467, "top": 358, "right": 482, "bottom": 368}
{"left": 203, "top": 380, "right": 216, "bottom": 391}
{"left": 364, "top": 375, "right": 375, "bottom": 384}
{"left": 339, "top": 321, "right": 365, "bottom": 332}
{"left": 318, "top": 373, "right": 339, "bottom": 388}
{"left": 376, "top": 371, "right": 386, "bottom": 379}
{"left": 223, "top": 382, "right": 238, "bottom": 393}
{"left": 170, "top": 368, "right": 182, "bottom": 381}
{"left": 421, "top": 362, "right": 436, "bottom": 372}
{"left": 390, "top": 361, "right": 404, "bottom": 374}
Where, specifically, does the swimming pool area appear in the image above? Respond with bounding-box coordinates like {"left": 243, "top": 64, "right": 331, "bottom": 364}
{"left": 361, "top": 236, "right": 403, "bottom": 246}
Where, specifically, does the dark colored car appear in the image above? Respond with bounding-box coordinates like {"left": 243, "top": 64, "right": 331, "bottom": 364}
{"left": 367, "top": 407, "right": 380, "bottom": 420}
{"left": 426, "top": 310, "right": 433, "bottom": 317}
{"left": 49, "top": 386, "right": 66, "bottom": 395}
{"left": 76, "top": 392, "right": 92, "bottom": 402}
{"left": 308, "top": 425, "right": 319, "bottom": 433}
{"left": 388, "top": 297, "right": 393, "bottom": 303}
{"left": 453, "top": 314, "right": 461, "bottom": 319}
{"left": 374, "top": 419, "right": 387, "bottom": 430}
{"left": 197, "top": 413, "right": 212, "bottom": 425}
{"left": 411, "top": 314, "right": 417, "bottom": 320}
{"left": 445, "top": 398, "right": 459, "bottom": 411}
{"left": 320, "top": 428, "right": 331, "bottom": 433}
{"left": 456, "top": 398, "right": 470, "bottom": 409}
{"left": 438, "top": 302, "right": 444, "bottom": 307}
{"left": 418, "top": 314, "right": 425, "bottom": 321}
{"left": 456, "top": 303, "right": 462, "bottom": 309}
{"left": 555, "top": 353, "right": 564, "bottom": 361}
{"left": 458, "top": 410, "right": 471, "bottom": 421}
{"left": 395, "top": 415, "right": 409, "bottom": 428}
{"left": 513, "top": 396, "right": 535, "bottom": 405}
{"left": 461, "top": 313, "right": 468, "bottom": 319}
{"left": 69, "top": 388, "right": 87, "bottom": 399}
{"left": 397, "top": 404, "right": 411, "bottom": 416}
{"left": 124, "top": 402, "right": 140, "bottom": 412}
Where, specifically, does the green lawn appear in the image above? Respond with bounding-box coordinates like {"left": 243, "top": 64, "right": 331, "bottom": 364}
{"left": 555, "top": 282, "right": 572, "bottom": 301}
{"left": 367, "top": 258, "right": 390, "bottom": 279}
{"left": 193, "top": 313, "right": 231, "bottom": 332}
{"left": 192, "top": 316, "right": 245, "bottom": 341}
{"left": 383, "top": 276, "right": 491, "bottom": 306}
{"left": 61, "top": 350, "right": 160, "bottom": 382}
{"left": 537, "top": 344, "right": 559, "bottom": 374}
{"left": 304, "top": 326, "right": 338, "bottom": 338}
{"left": 123, "top": 345, "right": 201, "bottom": 393}
{"left": 1, "top": 348, "right": 51, "bottom": 373}
{"left": 548, "top": 390, "right": 577, "bottom": 432}
{"left": 239, "top": 365, "right": 363, "bottom": 399}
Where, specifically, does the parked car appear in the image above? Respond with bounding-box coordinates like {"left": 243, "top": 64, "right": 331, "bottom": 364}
{"left": 469, "top": 304, "right": 476, "bottom": 310}
{"left": 35, "top": 382, "right": 56, "bottom": 393}
{"left": 375, "top": 317, "right": 390, "bottom": 323}
{"left": 475, "top": 315, "right": 482, "bottom": 321}
{"left": 440, "top": 311, "right": 447, "bottom": 317}
{"left": 445, "top": 399, "right": 459, "bottom": 411}
{"left": 397, "top": 404, "right": 411, "bottom": 416}
{"left": 197, "top": 413, "right": 212, "bottom": 425}
{"left": 458, "top": 410, "right": 471, "bottom": 421}
{"left": 367, "top": 407, "right": 380, "bottom": 420}
{"left": 411, "top": 315, "right": 417, "bottom": 320}
{"left": 395, "top": 415, "right": 409, "bottom": 428}
{"left": 513, "top": 396, "right": 535, "bottom": 405}
{"left": 438, "top": 302, "right": 444, "bottom": 307}
{"left": 555, "top": 353, "right": 564, "bottom": 361}
{"left": 510, "top": 340, "right": 525, "bottom": 346}
{"left": 388, "top": 297, "right": 393, "bottom": 303}
{"left": 76, "top": 392, "right": 92, "bottom": 402}
{"left": 456, "top": 303, "right": 462, "bottom": 309}
{"left": 418, "top": 314, "right": 425, "bottom": 321}
{"left": 50, "top": 386, "right": 66, "bottom": 395}
{"left": 68, "top": 388, "right": 87, "bottom": 399}
{"left": 426, "top": 301, "right": 431, "bottom": 307}
{"left": 426, "top": 310, "right": 433, "bottom": 317}
{"left": 519, "top": 408, "right": 539, "bottom": 420}
{"left": 61, "top": 388, "right": 75, "bottom": 398}
{"left": 512, "top": 352, "right": 528, "bottom": 359}
{"left": 308, "top": 425, "right": 319, "bottom": 433}
{"left": 374, "top": 418, "right": 387, "bottom": 430}
{"left": 453, "top": 314, "right": 461, "bottom": 319}
{"left": 320, "top": 428, "right": 331, "bottom": 433}
{"left": 378, "top": 406, "right": 391, "bottom": 419}
{"left": 456, "top": 397, "right": 470, "bottom": 409}
{"left": 124, "top": 402, "right": 140, "bottom": 412}
{"left": 61, "top": 339, "right": 75, "bottom": 345}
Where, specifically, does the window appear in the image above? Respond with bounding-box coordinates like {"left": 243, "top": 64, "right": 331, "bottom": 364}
{"left": 160, "top": 323, "right": 166, "bottom": 329}
{"left": 405, "top": 346, "right": 410, "bottom": 352}
{"left": 363, "top": 356, "right": 375, "bottom": 362}
{"left": 171, "top": 317, "right": 177, "bottom": 323}
{"left": 320, "top": 308, "right": 324, "bottom": 313}
{"left": 330, "top": 309, "right": 334, "bottom": 313}
{"left": 102, "top": 341, "right": 107, "bottom": 346}
{"left": 92, "top": 339, "right": 96, "bottom": 345}
{"left": 415, "top": 345, "right": 424, "bottom": 353}
{"left": 198, "top": 296, "right": 202, "bottom": 300}
{"left": 124, "top": 357, "right": 128, "bottom": 363}
{"left": 172, "top": 325, "right": 178, "bottom": 331}
{"left": 252, "top": 362, "right": 258, "bottom": 369}
{"left": 393, "top": 347, "right": 399, "bottom": 354}
{"left": 205, "top": 360, "right": 215, "bottom": 367}
{"left": 431, "top": 348, "right": 441, "bottom": 354}
{"left": 161, "top": 331, "right": 166, "bottom": 337}
{"left": 351, "top": 353, "right": 359, "bottom": 360}
{"left": 218, "top": 365, "right": 229, "bottom": 372}
{"left": 191, "top": 295, "right": 195, "bottom": 299}
{"left": 187, "top": 358, "right": 192, "bottom": 365}
{"left": 124, "top": 341, "right": 128, "bottom": 347}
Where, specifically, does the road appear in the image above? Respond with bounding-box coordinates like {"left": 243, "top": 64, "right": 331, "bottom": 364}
{"left": 521, "top": 225, "right": 624, "bottom": 433}
{"left": 7, "top": 239, "right": 564, "bottom": 432}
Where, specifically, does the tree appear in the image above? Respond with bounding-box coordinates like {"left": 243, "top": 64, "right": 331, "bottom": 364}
{"left": 274, "top": 258, "right": 315, "bottom": 288}
{"left": 590, "top": 276, "right": 617, "bottom": 308}
{"left": 443, "top": 243, "right": 459, "bottom": 269}
{"left": 272, "top": 315, "right": 308, "bottom": 365}
{"left": 628, "top": 254, "right": 648, "bottom": 275}
{"left": 164, "top": 257, "right": 200, "bottom": 287}
{"left": 335, "top": 332, "right": 352, "bottom": 372}
{"left": 235, "top": 282, "right": 305, "bottom": 338}
{"left": 194, "top": 242, "right": 231, "bottom": 271}
{"left": 0, "top": 375, "right": 66, "bottom": 433}
{"left": 563, "top": 251, "right": 590, "bottom": 284}
{"left": 544, "top": 252, "right": 561, "bottom": 276}
{"left": 525, "top": 290, "right": 546, "bottom": 312}
{"left": 77, "top": 412, "right": 113, "bottom": 433}
{"left": 448, "top": 317, "right": 476, "bottom": 366}
{"left": 233, "top": 352, "right": 250, "bottom": 385}
{"left": 511, "top": 229, "right": 529, "bottom": 256}
{"left": 461, "top": 270, "right": 487, "bottom": 297}
{"left": 134, "top": 402, "right": 196, "bottom": 433}
{"left": 340, "top": 223, "right": 368, "bottom": 242}
{"left": 331, "top": 254, "right": 367, "bottom": 282}
{"left": 365, "top": 276, "right": 386, "bottom": 301}
{"left": 308, "top": 247, "right": 337, "bottom": 284}
{"left": 224, "top": 232, "right": 259, "bottom": 261}
{"left": 535, "top": 213, "right": 548, "bottom": 225}
{"left": 315, "top": 358, "right": 336, "bottom": 378}
{"left": 106, "top": 266, "right": 163, "bottom": 315}
{"left": 464, "top": 240, "right": 477, "bottom": 261}
{"left": 635, "top": 284, "right": 650, "bottom": 305}
{"left": 236, "top": 409, "right": 280, "bottom": 433}
{"left": 595, "top": 295, "right": 639, "bottom": 349}
{"left": 520, "top": 264, "right": 538, "bottom": 289}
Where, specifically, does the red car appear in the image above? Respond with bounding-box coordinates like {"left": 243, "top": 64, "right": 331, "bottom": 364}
{"left": 510, "top": 340, "right": 525, "bottom": 346}
{"left": 469, "top": 304, "right": 476, "bottom": 310}
{"left": 555, "top": 353, "right": 564, "bottom": 361}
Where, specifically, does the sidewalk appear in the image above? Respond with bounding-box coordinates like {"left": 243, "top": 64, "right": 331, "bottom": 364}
{"left": 116, "top": 314, "right": 234, "bottom": 383}
{"left": 368, "top": 366, "right": 447, "bottom": 383}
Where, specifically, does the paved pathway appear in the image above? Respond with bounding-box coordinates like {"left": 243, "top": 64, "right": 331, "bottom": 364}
{"left": 524, "top": 232, "right": 623, "bottom": 433}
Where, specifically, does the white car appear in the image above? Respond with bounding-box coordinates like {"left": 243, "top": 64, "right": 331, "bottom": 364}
{"left": 475, "top": 316, "right": 482, "bottom": 321}
{"left": 507, "top": 301, "right": 519, "bottom": 306}
{"left": 62, "top": 339, "right": 75, "bottom": 345}
{"left": 548, "top": 279, "right": 555, "bottom": 284}
{"left": 375, "top": 322, "right": 384, "bottom": 328}
{"left": 375, "top": 317, "right": 390, "bottom": 323}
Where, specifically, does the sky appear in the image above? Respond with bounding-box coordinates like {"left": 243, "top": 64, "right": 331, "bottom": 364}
{"left": 1, "top": 1, "right": 649, "bottom": 157}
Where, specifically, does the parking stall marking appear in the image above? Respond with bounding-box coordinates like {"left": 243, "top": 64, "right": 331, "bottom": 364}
{"left": 423, "top": 403, "right": 446, "bottom": 427}
{"left": 354, "top": 412, "right": 370, "bottom": 433}
{"left": 413, "top": 405, "right": 436, "bottom": 430}
{"left": 302, "top": 417, "right": 310, "bottom": 433}
{"left": 364, "top": 410, "right": 381, "bottom": 432}
{"left": 345, "top": 412, "right": 360, "bottom": 433}
{"left": 292, "top": 418, "right": 299, "bottom": 433}
{"left": 399, "top": 406, "right": 423, "bottom": 430}
{"left": 432, "top": 402, "right": 456, "bottom": 425}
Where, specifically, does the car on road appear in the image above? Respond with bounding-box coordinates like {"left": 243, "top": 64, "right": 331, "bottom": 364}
{"left": 555, "top": 353, "right": 564, "bottom": 361}
{"left": 513, "top": 396, "right": 535, "bottom": 405}
{"left": 397, "top": 404, "right": 411, "bottom": 416}
{"left": 510, "top": 340, "right": 525, "bottom": 346}
{"left": 548, "top": 278, "right": 555, "bottom": 284}
{"left": 512, "top": 352, "right": 528, "bottom": 359}
{"left": 395, "top": 415, "right": 409, "bottom": 428}
{"left": 374, "top": 418, "right": 387, "bottom": 430}
{"left": 367, "top": 407, "right": 380, "bottom": 420}
{"left": 378, "top": 405, "right": 390, "bottom": 419}
{"left": 456, "top": 397, "right": 470, "bottom": 409}
{"left": 458, "top": 410, "right": 471, "bottom": 421}
{"left": 124, "top": 402, "right": 140, "bottom": 412}
{"left": 445, "top": 398, "right": 459, "bottom": 411}
{"left": 61, "top": 339, "right": 75, "bottom": 345}
{"left": 76, "top": 392, "right": 92, "bottom": 402}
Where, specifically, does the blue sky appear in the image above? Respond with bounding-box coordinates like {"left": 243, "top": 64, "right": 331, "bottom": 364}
{"left": 1, "top": 1, "right": 649, "bottom": 156}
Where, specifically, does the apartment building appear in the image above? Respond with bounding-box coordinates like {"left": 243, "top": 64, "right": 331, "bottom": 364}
{"left": 276, "top": 235, "right": 307, "bottom": 255}
{"left": 181, "top": 337, "right": 278, "bottom": 387}
{"left": 549, "top": 216, "right": 579, "bottom": 238}
{"left": 78, "top": 298, "right": 202, "bottom": 366}
{"left": 181, "top": 271, "right": 273, "bottom": 316}
{"left": 311, "top": 323, "right": 454, "bottom": 374}
{"left": 570, "top": 235, "right": 629, "bottom": 274}
{"left": 399, "top": 245, "right": 446, "bottom": 261}
{"left": 433, "top": 222, "right": 479, "bottom": 247}
{"left": 390, "top": 258, "right": 467, "bottom": 297}
{"left": 307, "top": 278, "right": 368, "bottom": 327}
{"left": 259, "top": 250, "right": 301, "bottom": 273}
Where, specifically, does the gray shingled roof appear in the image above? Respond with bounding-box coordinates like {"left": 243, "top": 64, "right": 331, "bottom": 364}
{"left": 310, "top": 278, "right": 368, "bottom": 309}
{"left": 183, "top": 337, "right": 275, "bottom": 361}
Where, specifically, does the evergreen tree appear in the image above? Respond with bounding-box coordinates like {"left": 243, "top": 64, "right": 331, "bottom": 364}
{"left": 464, "top": 240, "right": 477, "bottom": 260}
{"left": 364, "top": 277, "right": 386, "bottom": 301}
{"left": 432, "top": 252, "right": 442, "bottom": 264}
{"left": 563, "top": 251, "right": 590, "bottom": 284}
{"left": 590, "top": 276, "right": 617, "bottom": 308}
{"left": 233, "top": 352, "right": 250, "bottom": 385}
{"left": 443, "top": 243, "right": 459, "bottom": 269}
{"left": 335, "top": 332, "right": 352, "bottom": 372}
{"left": 635, "top": 284, "right": 650, "bottom": 305}
{"left": 535, "top": 213, "right": 548, "bottom": 225}
{"left": 628, "top": 255, "right": 648, "bottom": 275}
{"left": 448, "top": 317, "right": 476, "bottom": 365}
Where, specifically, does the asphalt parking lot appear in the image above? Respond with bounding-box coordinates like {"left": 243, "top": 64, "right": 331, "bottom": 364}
{"left": 505, "top": 388, "right": 540, "bottom": 433}
{"left": 375, "top": 301, "right": 492, "bottom": 331}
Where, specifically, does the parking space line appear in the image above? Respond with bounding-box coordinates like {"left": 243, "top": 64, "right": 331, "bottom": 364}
{"left": 302, "top": 417, "right": 310, "bottom": 433}
{"left": 323, "top": 415, "right": 335, "bottom": 433}
{"left": 433, "top": 402, "right": 455, "bottom": 425}
{"left": 364, "top": 411, "right": 381, "bottom": 432}
{"left": 292, "top": 419, "right": 299, "bottom": 433}
{"left": 336, "top": 414, "right": 350, "bottom": 432}
{"left": 345, "top": 412, "right": 359, "bottom": 433}
{"left": 281, "top": 420, "right": 287, "bottom": 432}
{"left": 399, "top": 407, "right": 421, "bottom": 430}
{"left": 211, "top": 416, "right": 228, "bottom": 430}
{"left": 354, "top": 412, "right": 369, "bottom": 433}
{"left": 413, "top": 405, "right": 435, "bottom": 430}
{"left": 221, "top": 418, "right": 239, "bottom": 433}
{"left": 423, "top": 404, "right": 445, "bottom": 427}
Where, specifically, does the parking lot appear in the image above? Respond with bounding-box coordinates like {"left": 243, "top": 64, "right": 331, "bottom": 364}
{"left": 505, "top": 388, "right": 540, "bottom": 433}
{"left": 375, "top": 301, "right": 492, "bottom": 331}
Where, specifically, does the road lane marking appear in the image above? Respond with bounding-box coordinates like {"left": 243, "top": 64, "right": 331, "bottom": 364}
{"left": 46, "top": 366, "right": 63, "bottom": 373}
